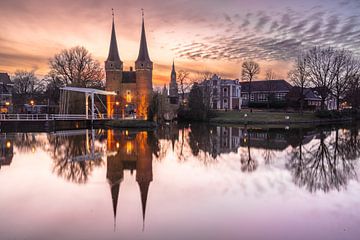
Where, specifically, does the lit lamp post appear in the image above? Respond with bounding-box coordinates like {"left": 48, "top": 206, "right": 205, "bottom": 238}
{"left": 30, "top": 100, "right": 35, "bottom": 115}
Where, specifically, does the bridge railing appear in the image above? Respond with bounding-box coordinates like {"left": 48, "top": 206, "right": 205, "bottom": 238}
{"left": 0, "top": 114, "right": 115, "bottom": 121}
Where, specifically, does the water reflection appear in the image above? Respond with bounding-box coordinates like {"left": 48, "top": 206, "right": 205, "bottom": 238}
{"left": 1, "top": 124, "right": 360, "bottom": 239}
{"left": 106, "top": 130, "right": 154, "bottom": 229}
{"left": 0, "top": 133, "right": 13, "bottom": 170}
{"left": 287, "top": 128, "right": 359, "bottom": 192}
{"left": 48, "top": 130, "right": 105, "bottom": 184}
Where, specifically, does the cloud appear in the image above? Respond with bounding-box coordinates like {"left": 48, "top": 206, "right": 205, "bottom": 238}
{"left": 174, "top": 3, "right": 360, "bottom": 65}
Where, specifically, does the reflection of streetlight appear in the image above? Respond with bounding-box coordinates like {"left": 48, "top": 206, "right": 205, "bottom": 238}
{"left": 5, "top": 102, "right": 10, "bottom": 106}
{"left": 115, "top": 101, "right": 120, "bottom": 106}
{"left": 6, "top": 141, "right": 11, "bottom": 149}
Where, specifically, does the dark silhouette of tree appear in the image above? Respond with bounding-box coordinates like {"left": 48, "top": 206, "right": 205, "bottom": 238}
{"left": 177, "top": 70, "right": 191, "bottom": 105}
{"left": 49, "top": 46, "right": 104, "bottom": 88}
{"left": 13, "top": 133, "right": 45, "bottom": 153}
{"left": 11, "top": 70, "right": 46, "bottom": 106}
{"left": 240, "top": 129, "right": 258, "bottom": 172}
{"left": 241, "top": 60, "right": 260, "bottom": 110}
{"left": 288, "top": 53, "right": 310, "bottom": 114}
{"left": 287, "top": 128, "right": 358, "bottom": 193}
{"left": 47, "top": 133, "right": 104, "bottom": 184}
{"left": 188, "top": 83, "right": 207, "bottom": 121}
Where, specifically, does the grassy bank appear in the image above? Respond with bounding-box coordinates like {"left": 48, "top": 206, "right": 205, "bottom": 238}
{"left": 106, "top": 119, "right": 157, "bottom": 129}
{"left": 209, "top": 110, "right": 353, "bottom": 126}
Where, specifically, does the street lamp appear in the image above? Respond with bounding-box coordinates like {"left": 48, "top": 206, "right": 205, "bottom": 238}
{"left": 30, "top": 100, "right": 35, "bottom": 106}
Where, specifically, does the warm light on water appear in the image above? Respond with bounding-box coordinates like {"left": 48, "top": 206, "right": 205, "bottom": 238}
{"left": 0, "top": 125, "right": 360, "bottom": 240}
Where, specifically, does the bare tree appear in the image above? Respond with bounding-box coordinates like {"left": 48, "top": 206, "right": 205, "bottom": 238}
{"left": 288, "top": 54, "right": 310, "bottom": 114}
{"left": 49, "top": 46, "right": 104, "bottom": 88}
{"left": 241, "top": 60, "right": 260, "bottom": 108}
{"left": 265, "top": 68, "right": 277, "bottom": 80}
{"left": 12, "top": 70, "right": 46, "bottom": 106}
{"left": 332, "top": 50, "right": 359, "bottom": 110}
{"left": 305, "top": 46, "right": 337, "bottom": 110}
{"left": 177, "top": 70, "right": 191, "bottom": 105}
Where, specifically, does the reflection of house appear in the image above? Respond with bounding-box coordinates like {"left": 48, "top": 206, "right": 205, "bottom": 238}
{"left": 0, "top": 133, "right": 14, "bottom": 170}
{"left": 0, "top": 73, "right": 13, "bottom": 113}
{"left": 240, "top": 80, "right": 292, "bottom": 107}
{"left": 106, "top": 130, "right": 153, "bottom": 227}
{"left": 199, "top": 75, "right": 242, "bottom": 110}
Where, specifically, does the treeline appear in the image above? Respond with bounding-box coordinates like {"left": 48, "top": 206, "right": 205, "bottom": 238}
{"left": 289, "top": 46, "right": 360, "bottom": 112}
{"left": 11, "top": 46, "right": 104, "bottom": 110}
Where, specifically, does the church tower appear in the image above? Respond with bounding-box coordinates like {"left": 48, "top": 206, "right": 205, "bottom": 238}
{"left": 169, "top": 60, "right": 179, "bottom": 104}
{"left": 105, "top": 11, "right": 123, "bottom": 117}
{"left": 135, "top": 11, "right": 153, "bottom": 118}
{"left": 105, "top": 11, "right": 123, "bottom": 91}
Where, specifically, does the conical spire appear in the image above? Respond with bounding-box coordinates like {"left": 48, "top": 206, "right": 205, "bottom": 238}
{"left": 107, "top": 9, "right": 121, "bottom": 62}
{"left": 171, "top": 60, "right": 176, "bottom": 75}
{"left": 110, "top": 180, "right": 120, "bottom": 230}
{"left": 138, "top": 181, "right": 150, "bottom": 231}
{"left": 136, "top": 10, "right": 151, "bottom": 62}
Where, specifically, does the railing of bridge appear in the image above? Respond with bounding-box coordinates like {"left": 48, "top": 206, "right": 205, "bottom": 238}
{"left": 0, "top": 114, "right": 114, "bottom": 121}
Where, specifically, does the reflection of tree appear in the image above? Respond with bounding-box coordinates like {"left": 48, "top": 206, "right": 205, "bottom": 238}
{"left": 189, "top": 124, "right": 218, "bottom": 164}
{"left": 13, "top": 133, "right": 44, "bottom": 153}
{"left": 47, "top": 133, "right": 104, "bottom": 184}
{"left": 240, "top": 129, "right": 258, "bottom": 172}
{"left": 288, "top": 128, "right": 358, "bottom": 193}
{"left": 263, "top": 130, "right": 276, "bottom": 165}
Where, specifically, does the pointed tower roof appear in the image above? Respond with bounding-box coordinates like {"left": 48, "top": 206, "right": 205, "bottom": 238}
{"left": 138, "top": 181, "right": 150, "bottom": 230}
{"left": 136, "top": 10, "right": 151, "bottom": 62}
{"left": 107, "top": 10, "right": 121, "bottom": 62}
{"left": 171, "top": 60, "right": 176, "bottom": 74}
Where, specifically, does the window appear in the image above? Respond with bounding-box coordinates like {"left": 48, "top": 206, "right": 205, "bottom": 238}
{"left": 223, "top": 88, "right": 228, "bottom": 97}
{"left": 276, "top": 92, "right": 286, "bottom": 100}
{"left": 258, "top": 94, "right": 267, "bottom": 102}
{"left": 250, "top": 94, "right": 254, "bottom": 101}
{"left": 213, "top": 80, "right": 217, "bottom": 85}
{"left": 126, "top": 90, "right": 132, "bottom": 102}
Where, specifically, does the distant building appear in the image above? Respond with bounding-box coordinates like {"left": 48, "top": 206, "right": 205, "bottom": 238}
{"left": 168, "top": 61, "right": 179, "bottom": 105}
{"left": 240, "top": 80, "right": 292, "bottom": 107}
{"left": 199, "top": 74, "right": 242, "bottom": 110}
{"left": 287, "top": 87, "right": 338, "bottom": 110}
{"left": 0, "top": 73, "right": 13, "bottom": 113}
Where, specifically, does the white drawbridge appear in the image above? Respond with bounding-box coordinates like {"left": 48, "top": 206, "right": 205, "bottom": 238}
{"left": 59, "top": 87, "right": 116, "bottom": 120}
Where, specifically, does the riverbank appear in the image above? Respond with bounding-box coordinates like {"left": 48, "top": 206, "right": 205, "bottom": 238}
{"left": 208, "top": 110, "right": 354, "bottom": 127}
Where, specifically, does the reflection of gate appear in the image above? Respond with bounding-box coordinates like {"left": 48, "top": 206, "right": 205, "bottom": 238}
{"left": 124, "top": 103, "right": 137, "bottom": 118}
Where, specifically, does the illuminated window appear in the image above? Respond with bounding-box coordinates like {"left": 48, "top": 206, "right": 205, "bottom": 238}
{"left": 126, "top": 141, "right": 133, "bottom": 154}
{"left": 126, "top": 90, "right": 132, "bottom": 102}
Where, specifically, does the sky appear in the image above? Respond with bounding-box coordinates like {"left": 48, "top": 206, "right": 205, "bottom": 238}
{"left": 1, "top": 0, "right": 360, "bottom": 86}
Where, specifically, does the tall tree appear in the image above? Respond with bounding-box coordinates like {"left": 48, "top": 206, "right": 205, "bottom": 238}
{"left": 288, "top": 54, "right": 310, "bottom": 113}
{"left": 177, "top": 70, "right": 191, "bottom": 105}
{"left": 241, "top": 60, "right": 260, "bottom": 108}
{"left": 332, "top": 50, "right": 359, "bottom": 110}
{"left": 188, "top": 83, "right": 207, "bottom": 121}
{"left": 49, "top": 46, "right": 104, "bottom": 88}
{"left": 305, "top": 46, "right": 337, "bottom": 110}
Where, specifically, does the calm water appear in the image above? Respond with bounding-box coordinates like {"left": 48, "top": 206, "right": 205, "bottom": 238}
{"left": 1, "top": 124, "right": 360, "bottom": 240}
